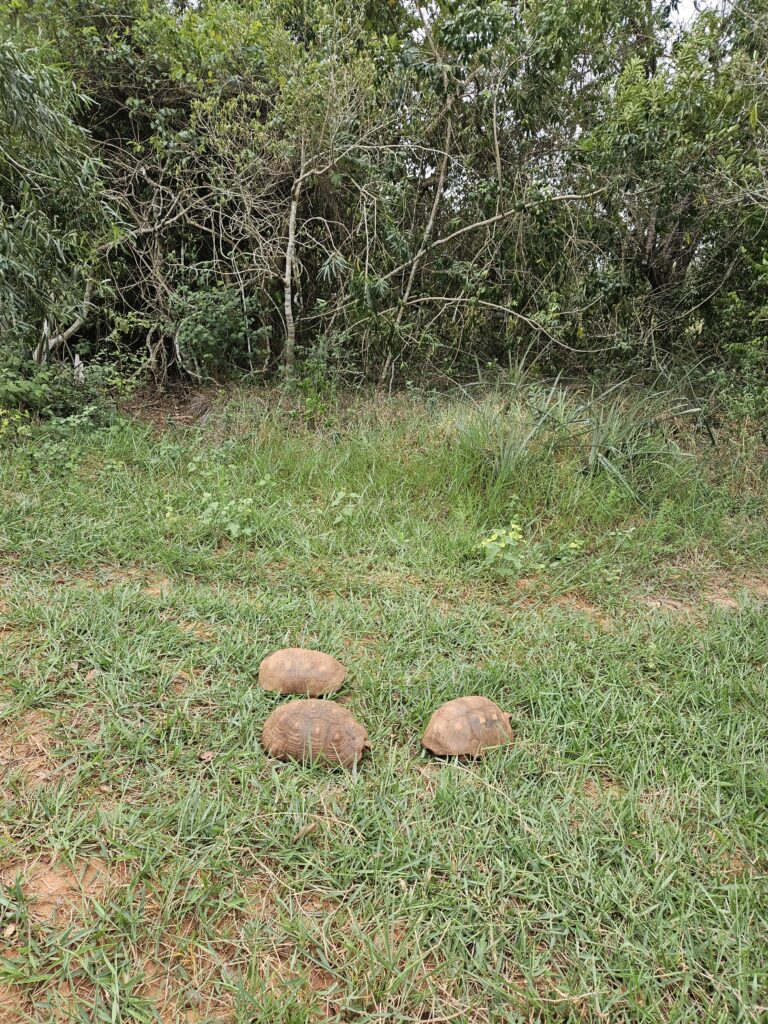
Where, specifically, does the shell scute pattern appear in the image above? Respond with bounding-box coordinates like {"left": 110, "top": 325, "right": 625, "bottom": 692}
{"left": 421, "top": 696, "right": 513, "bottom": 758}
{"left": 262, "top": 699, "right": 369, "bottom": 767}
{"left": 259, "top": 648, "right": 346, "bottom": 697}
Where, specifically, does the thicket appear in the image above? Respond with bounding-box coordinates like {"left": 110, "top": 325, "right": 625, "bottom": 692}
{"left": 1, "top": 0, "right": 767, "bottom": 411}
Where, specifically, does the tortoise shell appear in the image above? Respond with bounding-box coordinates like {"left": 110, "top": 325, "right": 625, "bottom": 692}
{"left": 422, "top": 696, "right": 513, "bottom": 758}
{"left": 262, "top": 699, "right": 369, "bottom": 767}
{"left": 259, "top": 648, "right": 346, "bottom": 697}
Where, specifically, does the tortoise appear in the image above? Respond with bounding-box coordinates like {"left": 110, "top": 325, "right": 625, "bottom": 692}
{"left": 262, "top": 699, "right": 370, "bottom": 767}
{"left": 421, "top": 696, "right": 513, "bottom": 758}
{"left": 259, "top": 648, "right": 346, "bottom": 697}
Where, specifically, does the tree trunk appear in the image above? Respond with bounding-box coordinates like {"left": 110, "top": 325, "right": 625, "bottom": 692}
{"left": 380, "top": 112, "right": 452, "bottom": 385}
{"left": 283, "top": 149, "right": 305, "bottom": 373}
{"left": 34, "top": 279, "right": 94, "bottom": 363}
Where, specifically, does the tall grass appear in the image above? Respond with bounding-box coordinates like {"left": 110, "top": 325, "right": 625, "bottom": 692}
{"left": 452, "top": 379, "right": 703, "bottom": 517}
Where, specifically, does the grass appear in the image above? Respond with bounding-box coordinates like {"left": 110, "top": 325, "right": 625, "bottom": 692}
{"left": 0, "top": 384, "right": 767, "bottom": 1023}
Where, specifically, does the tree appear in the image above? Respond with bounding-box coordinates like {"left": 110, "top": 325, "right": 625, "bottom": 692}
{"left": 2, "top": 0, "right": 766, "bottom": 395}
{"left": 0, "top": 34, "right": 103, "bottom": 361}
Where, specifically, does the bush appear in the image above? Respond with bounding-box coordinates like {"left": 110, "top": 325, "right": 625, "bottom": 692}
{"left": 707, "top": 286, "right": 768, "bottom": 420}
{"left": 172, "top": 282, "right": 270, "bottom": 378}
{"left": 0, "top": 358, "right": 134, "bottom": 422}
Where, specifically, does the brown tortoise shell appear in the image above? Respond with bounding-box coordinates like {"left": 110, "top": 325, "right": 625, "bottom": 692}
{"left": 262, "top": 699, "right": 369, "bottom": 767}
{"left": 421, "top": 696, "right": 513, "bottom": 758}
{"left": 259, "top": 648, "right": 346, "bottom": 697}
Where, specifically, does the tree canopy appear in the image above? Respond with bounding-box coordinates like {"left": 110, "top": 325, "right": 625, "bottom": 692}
{"left": 1, "top": 0, "right": 766, "bottom": 398}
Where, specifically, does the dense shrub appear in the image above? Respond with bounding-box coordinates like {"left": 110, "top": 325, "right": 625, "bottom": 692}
{"left": 1, "top": 0, "right": 767, "bottom": 401}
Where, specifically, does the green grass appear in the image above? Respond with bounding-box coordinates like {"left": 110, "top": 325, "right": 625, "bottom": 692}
{"left": 0, "top": 386, "right": 767, "bottom": 1023}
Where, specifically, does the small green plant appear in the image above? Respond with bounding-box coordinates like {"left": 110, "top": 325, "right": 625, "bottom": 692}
{"left": 552, "top": 537, "right": 586, "bottom": 561}
{"left": 172, "top": 279, "right": 268, "bottom": 377}
{"left": 330, "top": 489, "right": 361, "bottom": 525}
{"left": 287, "top": 345, "right": 347, "bottom": 426}
{"left": 0, "top": 405, "right": 30, "bottom": 442}
{"left": 164, "top": 501, "right": 180, "bottom": 526}
{"left": 477, "top": 525, "right": 587, "bottom": 577}
{"left": 185, "top": 456, "right": 218, "bottom": 483}
{"left": 476, "top": 524, "right": 527, "bottom": 568}
{"left": 199, "top": 492, "right": 256, "bottom": 541}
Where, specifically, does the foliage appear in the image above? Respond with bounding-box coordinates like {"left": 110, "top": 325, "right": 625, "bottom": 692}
{"left": 1, "top": 0, "right": 767, "bottom": 401}
{"left": 476, "top": 523, "right": 527, "bottom": 567}
{"left": 0, "top": 32, "right": 104, "bottom": 357}
{"left": 476, "top": 522, "right": 585, "bottom": 577}
{"left": 457, "top": 377, "right": 702, "bottom": 509}
{"left": 0, "top": 402, "right": 28, "bottom": 441}
{"left": 171, "top": 280, "right": 269, "bottom": 378}
{"left": 0, "top": 363, "right": 103, "bottom": 419}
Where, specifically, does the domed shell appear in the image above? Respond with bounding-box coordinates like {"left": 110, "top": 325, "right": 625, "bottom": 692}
{"left": 422, "top": 696, "right": 513, "bottom": 758}
{"left": 259, "top": 648, "right": 346, "bottom": 697}
{"left": 262, "top": 699, "right": 369, "bottom": 767}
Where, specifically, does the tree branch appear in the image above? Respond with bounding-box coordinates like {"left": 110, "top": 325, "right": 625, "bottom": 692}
{"left": 34, "top": 278, "right": 95, "bottom": 363}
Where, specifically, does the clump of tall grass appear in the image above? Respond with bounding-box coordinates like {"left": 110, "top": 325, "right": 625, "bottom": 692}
{"left": 453, "top": 378, "right": 701, "bottom": 512}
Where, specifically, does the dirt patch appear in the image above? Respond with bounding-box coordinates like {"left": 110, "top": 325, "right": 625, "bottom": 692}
{"left": 101, "top": 568, "right": 173, "bottom": 596}
{"left": 725, "top": 576, "right": 768, "bottom": 603}
{"left": 256, "top": 938, "right": 340, "bottom": 1017}
{"left": 552, "top": 594, "right": 612, "bottom": 629}
{"left": 643, "top": 576, "right": 768, "bottom": 616}
{"left": 295, "top": 891, "right": 340, "bottom": 920}
{"left": 262, "top": 559, "right": 290, "bottom": 582}
{"left": 157, "top": 611, "right": 216, "bottom": 641}
{"left": 642, "top": 595, "right": 697, "bottom": 614}
{"left": 721, "top": 852, "right": 752, "bottom": 880}
{"left": 41, "top": 566, "right": 177, "bottom": 599}
{"left": 308, "top": 965, "right": 336, "bottom": 994}
{"left": 637, "top": 786, "right": 678, "bottom": 823}
{"left": 583, "top": 776, "right": 624, "bottom": 805}
{"left": 32, "top": 978, "right": 103, "bottom": 1021}
{"left": 342, "top": 634, "right": 378, "bottom": 655}
{"left": 0, "top": 985, "right": 29, "bottom": 1024}
{"left": 244, "top": 872, "right": 280, "bottom": 923}
{"left": 121, "top": 385, "right": 224, "bottom": 431}
{"left": 170, "top": 668, "right": 207, "bottom": 696}
{"left": 0, "top": 710, "right": 55, "bottom": 788}
{"left": 0, "top": 857, "right": 112, "bottom": 923}
{"left": 95, "top": 567, "right": 142, "bottom": 587}
{"left": 702, "top": 587, "right": 741, "bottom": 610}
{"left": 3, "top": 956, "right": 234, "bottom": 1022}
{"left": 489, "top": 581, "right": 614, "bottom": 625}
{"left": 142, "top": 577, "right": 173, "bottom": 598}
{"left": 700, "top": 574, "right": 768, "bottom": 609}
{"left": 367, "top": 569, "right": 424, "bottom": 593}
{"left": 569, "top": 775, "right": 627, "bottom": 830}
{"left": 138, "top": 961, "right": 234, "bottom": 1024}
{"left": 245, "top": 876, "right": 344, "bottom": 929}
{"left": 177, "top": 620, "right": 216, "bottom": 641}
{"left": 699, "top": 831, "right": 758, "bottom": 881}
